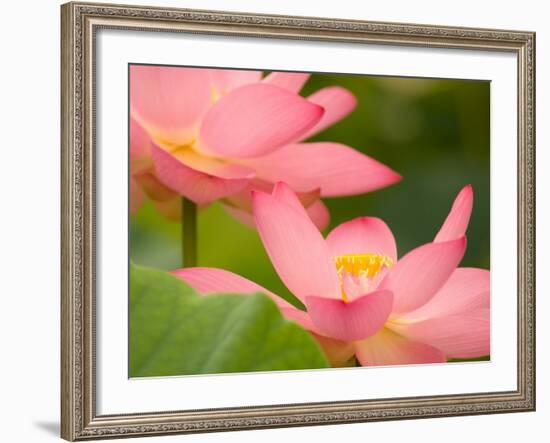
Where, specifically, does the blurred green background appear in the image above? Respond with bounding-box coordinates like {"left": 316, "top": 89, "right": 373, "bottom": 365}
{"left": 131, "top": 73, "right": 490, "bottom": 308}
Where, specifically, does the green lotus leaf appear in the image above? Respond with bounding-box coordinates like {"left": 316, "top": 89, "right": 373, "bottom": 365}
{"left": 130, "top": 263, "right": 329, "bottom": 377}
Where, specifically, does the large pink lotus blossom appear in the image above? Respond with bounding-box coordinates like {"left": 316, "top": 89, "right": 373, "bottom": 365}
{"left": 172, "top": 182, "right": 489, "bottom": 367}
{"left": 129, "top": 66, "right": 401, "bottom": 228}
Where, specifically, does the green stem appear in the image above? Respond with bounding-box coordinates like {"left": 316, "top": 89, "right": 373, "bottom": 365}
{"left": 182, "top": 197, "right": 197, "bottom": 267}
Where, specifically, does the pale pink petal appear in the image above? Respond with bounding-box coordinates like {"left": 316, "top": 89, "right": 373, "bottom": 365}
{"left": 172, "top": 267, "right": 318, "bottom": 334}
{"left": 222, "top": 196, "right": 330, "bottom": 231}
{"left": 271, "top": 183, "right": 330, "bottom": 233}
{"left": 307, "top": 200, "right": 331, "bottom": 231}
{"left": 152, "top": 197, "right": 182, "bottom": 221}
{"left": 208, "top": 69, "right": 263, "bottom": 94}
{"left": 171, "top": 267, "right": 294, "bottom": 310}
{"left": 305, "top": 290, "right": 393, "bottom": 341}
{"left": 341, "top": 273, "right": 370, "bottom": 301}
{"left": 339, "top": 269, "right": 389, "bottom": 303}
{"left": 169, "top": 147, "right": 256, "bottom": 180}
{"left": 355, "top": 328, "right": 446, "bottom": 366}
{"left": 300, "top": 86, "right": 358, "bottom": 140}
{"left": 227, "top": 180, "right": 319, "bottom": 213}
{"left": 326, "top": 217, "right": 397, "bottom": 262}
{"left": 198, "top": 84, "right": 324, "bottom": 158}
{"left": 151, "top": 143, "right": 252, "bottom": 204}
{"left": 271, "top": 182, "right": 310, "bottom": 219}
{"left": 434, "top": 185, "right": 474, "bottom": 242}
{"left": 295, "top": 190, "right": 322, "bottom": 214}
{"left": 130, "top": 178, "right": 144, "bottom": 214}
{"left": 130, "top": 65, "right": 211, "bottom": 145}
{"left": 130, "top": 118, "right": 151, "bottom": 165}
{"left": 262, "top": 71, "right": 310, "bottom": 92}
{"left": 399, "top": 268, "right": 490, "bottom": 322}
{"left": 380, "top": 237, "right": 467, "bottom": 316}
{"left": 220, "top": 180, "right": 273, "bottom": 213}
{"left": 133, "top": 169, "right": 178, "bottom": 202}
{"left": 220, "top": 181, "right": 324, "bottom": 230}
{"left": 390, "top": 309, "right": 490, "bottom": 359}
{"left": 252, "top": 190, "right": 340, "bottom": 301}
{"left": 311, "top": 333, "right": 356, "bottom": 367}
{"left": 242, "top": 142, "right": 401, "bottom": 196}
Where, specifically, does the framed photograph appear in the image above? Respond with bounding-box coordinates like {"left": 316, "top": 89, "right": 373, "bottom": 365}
{"left": 61, "top": 1, "right": 535, "bottom": 440}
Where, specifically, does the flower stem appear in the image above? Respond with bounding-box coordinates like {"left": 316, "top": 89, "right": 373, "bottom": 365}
{"left": 182, "top": 197, "right": 197, "bottom": 267}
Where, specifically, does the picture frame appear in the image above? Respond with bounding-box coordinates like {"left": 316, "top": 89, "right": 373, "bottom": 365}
{"left": 61, "top": 1, "right": 536, "bottom": 440}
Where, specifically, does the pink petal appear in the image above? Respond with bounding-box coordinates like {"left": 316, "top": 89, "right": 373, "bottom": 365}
{"left": 271, "top": 181, "right": 311, "bottom": 219}
{"left": 305, "top": 291, "right": 393, "bottom": 341}
{"left": 221, "top": 196, "right": 330, "bottom": 231}
{"left": 208, "top": 69, "right": 263, "bottom": 94}
{"left": 172, "top": 267, "right": 318, "bottom": 334}
{"left": 341, "top": 272, "right": 385, "bottom": 302}
{"left": 271, "top": 183, "right": 330, "bottom": 231}
{"left": 434, "top": 185, "right": 474, "bottom": 242}
{"left": 133, "top": 169, "right": 178, "bottom": 202}
{"left": 220, "top": 180, "right": 273, "bottom": 214}
{"left": 220, "top": 181, "right": 325, "bottom": 230}
{"left": 172, "top": 267, "right": 293, "bottom": 310}
{"left": 380, "top": 237, "right": 467, "bottom": 316}
{"left": 272, "top": 182, "right": 330, "bottom": 230}
{"left": 152, "top": 197, "right": 182, "bottom": 221}
{"left": 170, "top": 147, "right": 256, "bottom": 180}
{"left": 130, "top": 118, "right": 151, "bottom": 165}
{"left": 252, "top": 190, "right": 340, "bottom": 302}
{"left": 198, "top": 84, "right": 324, "bottom": 159}
{"left": 130, "top": 178, "right": 144, "bottom": 214}
{"left": 242, "top": 142, "right": 401, "bottom": 196}
{"left": 399, "top": 268, "right": 490, "bottom": 322}
{"left": 130, "top": 65, "right": 211, "bottom": 145}
{"left": 390, "top": 309, "right": 490, "bottom": 359}
{"left": 326, "top": 216, "right": 397, "bottom": 262}
{"left": 307, "top": 200, "right": 331, "bottom": 231}
{"left": 355, "top": 328, "right": 446, "bottom": 366}
{"left": 224, "top": 180, "right": 318, "bottom": 214}
{"left": 310, "top": 333, "right": 356, "bottom": 367}
{"left": 262, "top": 71, "right": 310, "bottom": 92}
{"left": 300, "top": 86, "right": 358, "bottom": 140}
{"left": 151, "top": 143, "right": 252, "bottom": 204}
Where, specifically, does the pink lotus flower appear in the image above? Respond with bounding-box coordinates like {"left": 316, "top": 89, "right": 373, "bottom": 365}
{"left": 130, "top": 117, "right": 183, "bottom": 219}
{"left": 129, "top": 66, "right": 401, "bottom": 228}
{"left": 172, "top": 183, "right": 489, "bottom": 367}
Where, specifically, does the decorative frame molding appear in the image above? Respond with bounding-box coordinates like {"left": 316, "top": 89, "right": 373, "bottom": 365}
{"left": 61, "top": 2, "right": 535, "bottom": 440}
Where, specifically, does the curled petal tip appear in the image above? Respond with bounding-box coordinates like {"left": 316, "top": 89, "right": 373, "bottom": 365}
{"left": 465, "top": 185, "right": 474, "bottom": 199}
{"left": 434, "top": 186, "right": 474, "bottom": 243}
{"left": 386, "top": 169, "right": 403, "bottom": 185}
{"left": 459, "top": 184, "right": 474, "bottom": 199}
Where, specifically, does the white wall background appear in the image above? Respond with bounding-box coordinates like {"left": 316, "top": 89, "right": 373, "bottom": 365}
{"left": 0, "top": 0, "right": 546, "bottom": 442}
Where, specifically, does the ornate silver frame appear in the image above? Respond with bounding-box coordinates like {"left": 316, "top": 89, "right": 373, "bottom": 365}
{"left": 61, "top": 1, "right": 536, "bottom": 440}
